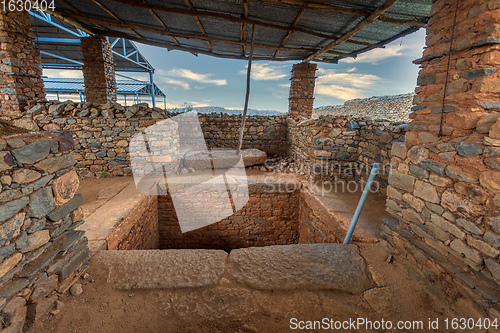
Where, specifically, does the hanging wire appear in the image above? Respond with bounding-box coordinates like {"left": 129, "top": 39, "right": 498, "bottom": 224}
{"left": 439, "top": 0, "right": 460, "bottom": 137}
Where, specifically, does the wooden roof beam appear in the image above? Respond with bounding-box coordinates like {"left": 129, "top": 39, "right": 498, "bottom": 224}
{"left": 184, "top": 0, "right": 212, "bottom": 51}
{"left": 303, "top": 0, "right": 401, "bottom": 62}
{"left": 274, "top": 5, "right": 305, "bottom": 58}
{"left": 240, "top": 0, "right": 249, "bottom": 56}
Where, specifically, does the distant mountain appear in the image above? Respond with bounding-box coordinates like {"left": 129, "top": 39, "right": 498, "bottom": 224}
{"left": 167, "top": 106, "right": 284, "bottom": 116}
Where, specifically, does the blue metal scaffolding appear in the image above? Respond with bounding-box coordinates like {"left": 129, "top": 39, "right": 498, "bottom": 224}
{"left": 29, "top": 9, "right": 165, "bottom": 107}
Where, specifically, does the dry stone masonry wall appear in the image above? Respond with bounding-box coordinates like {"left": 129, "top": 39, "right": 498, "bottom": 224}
{"left": 289, "top": 63, "right": 317, "bottom": 119}
{"left": 0, "top": 129, "right": 89, "bottom": 331}
{"left": 313, "top": 93, "right": 414, "bottom": 122}
{"left": 8, "top": 100, "right": 288, "bottom": 178}
{"left": 288, "top": 116, "right": 407, "bottom": 189}
{"left": 382, "top": 0, "right": 500, "bottom": 318}
{"left": 0, "top": 11, "right": 45, "bottom": 120}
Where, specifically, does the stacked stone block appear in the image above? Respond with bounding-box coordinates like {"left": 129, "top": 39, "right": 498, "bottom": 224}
{"left": 0, "top": 130, "right": 89, "bottom": 331}
{"left": 9, "top": 100, "right": 288, "bottom": 178}
{"left": 0, "top": 10, "right": 45, "bottom": 119}
{"left": 158, "top": 180, "right": 300, "bottom": 250}
{"left": 383, "top": 0, "right": 500, "bottom": 317}
{"left": 313, "top": 93, "right": 414, "bottom": 122}
{"left": 81, "top": 36, "right": 117, "bottom": 104}
{"left": 288, "top": 115, "right": 407, "bottom": 189}
{"left": 288, "top": 62, "right": 317, "bottom": 119}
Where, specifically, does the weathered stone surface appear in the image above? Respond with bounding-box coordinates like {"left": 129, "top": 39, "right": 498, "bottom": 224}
{"left": 450, "top": 239, "right": 482, "bottom": 265}
{"left": 12, "top": 168, "right": 41, "bottom": 184}
{"left": 419, "top": 160, "right": 445, "bottom": 175}
{"left": 391, "top": 142, "right": 407, "bottom": 159}
{"left": 34, "top": 153, "right": 75, "bottom": 174}
{"left": 11, "top": 141, "right": 51, "bottom": 164}
{"left": 402, "top": 208, "right": 424, "bottom": 224}
{"left": 407, "top": 146, "right": 429, "bottom": 164}
{"left": 490, "top": 119, "right": 500, "bottom": 139}
{"left": 485, "top": 259, "right": 500, "bottom": 281}
{"left": 455, "top": 142, "right": 482, "bottom": 157}
{"left": 467, "top": 235, "right": 499, "bottom": 258}
{"left": 0, "top": 197, "right": 29, "bottom": 222}
{"left": 30, "top": 274, "right": 58, "bottom": 301}
{"left": 0, "top": 253, "right": 22, "bottom": 278}
{"left": 0, "top": 189, "right": 22, "bottom": 203}
{"left": 388, "top": 170, "right": 415, "bottom": 192}
{"left": 69, "top": 282, "right": 83, "bottom": 296}
{"left": 479, "top": 170, "right": 500, "bottom": 191}
{"left": 49, "top": 104, "right": 65, "bottom": 115}
{"left": 17, "top": 230, "right": 50, "bottom": 253}
{"left": 446, "top": 165, "right": 477, "bottom": 182}
{"left": 431, "top": 214, "right": 465, "bottom": 239}
{"left": 93, "top": 249, "right": 227, "bottom": 289}
{"left": 414, "top": 180, "right": 439, "bottom": 203}
{"left": 47, "top": 194, "right": 82, "bottom": 222}
{"left": 0, "top": 151, "right": 16, "bottom": 172}
{"left": 1, "top": 297, "right": 26, "bottom": 333}
{"left": 477, "top": 113, "right": 500, "bottom": 133}
{"left": 456, "top": 218, "right": 483, "bottom": 235}
{"left": 184, "top": 149, "right": 267, "bottom": 170}
{"left": 0, "top": 278, "right": 29, "bottom": 299}
{"left": 51, "top": 170, "right": 79, "bottom": 205}
{"left": 12, "top": 118, "right": 39, "bottom": 131}
{"left": 28, "top": 187, "right": 55, "bottom": 218}
{"left": 0, "top": 212, "right": 25, "bottom": 245}
{"left": 227, "top": 244, "right": 372, "bottom": 293}
{"left": 441, "top": 190, "right": 477, "bottom": 218}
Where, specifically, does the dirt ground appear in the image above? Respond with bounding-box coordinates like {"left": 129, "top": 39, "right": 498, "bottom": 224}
{"left": 33, "top": 242, "right": 469, "bottom": 333}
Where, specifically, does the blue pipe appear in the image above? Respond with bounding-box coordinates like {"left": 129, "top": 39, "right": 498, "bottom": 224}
{"left": 343, "top": 163, "right": 380, "bottom": 244}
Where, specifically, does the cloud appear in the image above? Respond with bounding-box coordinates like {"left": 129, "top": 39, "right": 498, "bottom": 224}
{"left": 168, "top": 68, "right": 226, "bottom": 85}
{"left": 341, "top": 44, "right": 416, "bottom": 65}
{"left": 42, "top": 69, "right": 83, "bottom": 79}
{"left": 241, "top": 63, "right": 288, "bottom": 81}
{"left": 162, "top": 78, "right": 190, "bottom": 90}
{"left": 315, "top": 68, "right": 382, "bottom": 100}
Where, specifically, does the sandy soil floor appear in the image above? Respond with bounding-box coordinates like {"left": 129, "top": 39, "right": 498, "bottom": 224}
{"left": 33, "top": 242, "right": 468, "bottom": 333}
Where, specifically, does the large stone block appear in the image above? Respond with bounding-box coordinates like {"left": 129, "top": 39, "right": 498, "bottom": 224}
{"left": 227, "top": 244, "right": 372, "bottom": 293}
{"left": 11, "top": 141, "right": 51, "bottom": 164}
{"left": 34, "top": 154, "right": 75, "bottom": 174}
{"left": 0, "top": 197, "right": 29, "bottom": 222}
{"left": 414, "top": 180, "right": 439, "bottom": 203}
{"left": 388, "top": 170, "right": 415, "bottom": 192}
{"left": 28, "top": 187, "right": 55, "bottom": 219}
{"left": 51, "top": 170, "right": 79, "bottom": 205}
{"left": 92, "top": 249, "right": 227, "bottom": 289}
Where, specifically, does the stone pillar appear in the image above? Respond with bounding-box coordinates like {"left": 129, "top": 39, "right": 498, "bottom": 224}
{"left": 0, "top": 10, "right": 45, "bottom": 119}
{"left": 288, "top": 62, "right": 317, "bottom": 119}
{"left": 385, "top": 0, "right": 500, "bottom": 314}
{"left": 81, "top": 36, "right": 117, "bottom": 104}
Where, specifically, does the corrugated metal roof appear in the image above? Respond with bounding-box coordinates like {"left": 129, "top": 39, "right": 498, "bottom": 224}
{"left": 43, "top": 77, "right": 166, "bottom": 97}
{"left": 43, "top": 0, "right": 431, "bottom": 63}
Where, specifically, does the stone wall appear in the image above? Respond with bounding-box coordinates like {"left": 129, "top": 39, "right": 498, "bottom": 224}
{"left": 0, "top": 11, "right": 45, "bottom": 119}
{"left": 288, "top": 116, "right": 407, "bottom": 189}
{"left": 382, "top": 0, "right": 500, "bottom": 317}
{"left": 313, "top": 93, "right": 414, "bottom": 122}
{"left": 115, "top": 196, "right": 158, "bottom": 250}
{"left": 9, "top": 101, "right": 288, "bottom": 178}
{"left": 199, "top": 113, "right": 288, "bottom": 157}
{"left": 80, "top": 36, "right": 117, "bottom": 104}
{"left": 0, "top": 128, "right": 89, "bottom": 331}
{"left": 158, "top": 180, "right": 300, "bottom": 250}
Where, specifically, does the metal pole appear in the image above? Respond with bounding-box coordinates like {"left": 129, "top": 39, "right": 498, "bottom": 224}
{"left": 343, "top": 163, "right": 380, "bottom": 244}
{"left": 149, "top": 70, "right": 156, "bottom": 107}
{"left": 236, "top": 24, "right": 256, "bottom": 154}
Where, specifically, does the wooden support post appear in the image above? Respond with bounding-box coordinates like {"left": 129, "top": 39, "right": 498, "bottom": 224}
{"left": 236, "top": 24, "right": 256, "bottom": 154}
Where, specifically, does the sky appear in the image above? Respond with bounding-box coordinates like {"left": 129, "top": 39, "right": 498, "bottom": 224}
{"left": 44, "top": 28, "right": 426, "bottom": 112}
